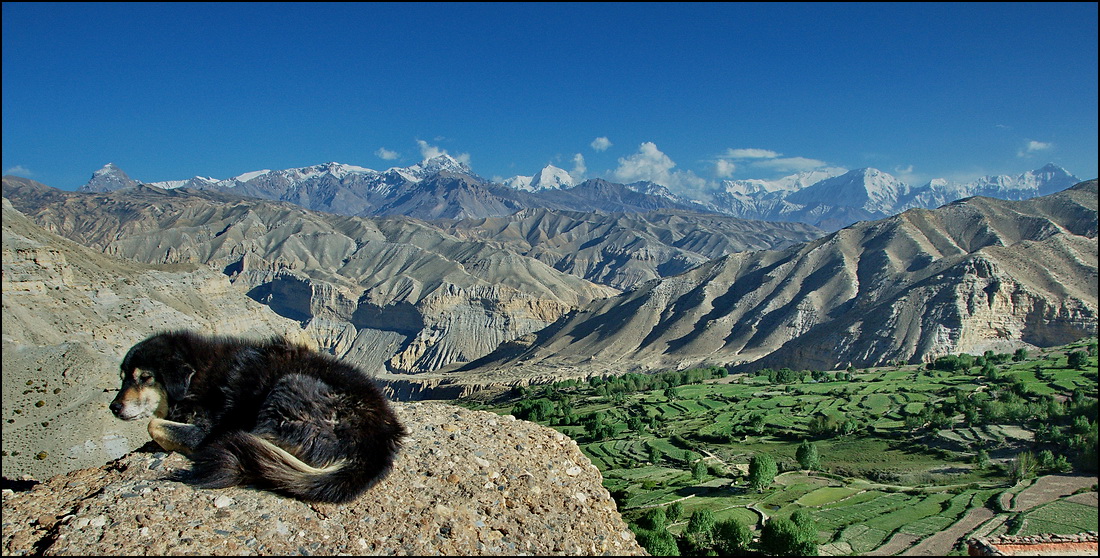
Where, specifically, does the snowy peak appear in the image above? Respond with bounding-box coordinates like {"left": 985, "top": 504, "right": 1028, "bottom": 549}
{"left": 786, "top": 168, "right": 909, "bottom": 214}
{"left": 906, "top": 163, "right": 1081, "bottom": 209}
{"left": 410, "top": 154, "right": 473, "bottom": 177}
{"left": 274, "top": 162, "right": 377, "bottom": 182}
{"left": 79, "top": 163, "right": 140, "bottom": 192}
{"left": 1027, "top": 163, "right": 1080, "bottom": 195}
{"left": 501, "top": 175, "right": 534, "bottom": 190}
{"left": 625, "top": 181, "right": 678, "bottom": 199}
{"left": 719, "top": 167, "right": 847, "bottom": 198}
{"left": 530, "top": 165, "right": 575, "bottom": 190}
{"left": 92, "top": 162, "right": 123, "bottom": 178}
{"left": 502, "top": 164, "right": 575, "bottom": 191}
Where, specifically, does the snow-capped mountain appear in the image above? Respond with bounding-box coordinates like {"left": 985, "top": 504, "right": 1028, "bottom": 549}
{"left": 502, "top": 164, "right": 575, "bottom": 191}
{"left": 718, "top": 168, "right": 847, "bottom": 199}
{"left": 80, "top": 163, "right": 141, "bottom": 192}
{"left": 898, "top": 163, "right": 1081, "bottom": 211}
{"left": 75, "top": 157, "right": 1082, "bottom": 229}
{"left": 786, "top": 168, "right": 910, "bottom": 215}
{"left": 708, "top": 164, "right": 1081, "bottom": 229}
{"left": 77, "top": 155, "right": 707, "bottom": 219}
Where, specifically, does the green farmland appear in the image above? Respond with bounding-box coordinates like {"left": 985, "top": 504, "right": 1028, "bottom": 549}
{"left": 458, "top": 338, "right": 1099, "bottom": 556}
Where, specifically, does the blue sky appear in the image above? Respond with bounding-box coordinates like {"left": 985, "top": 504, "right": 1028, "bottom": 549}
{"left": 3, "top": 2, "right": 1097, "bottom": 196}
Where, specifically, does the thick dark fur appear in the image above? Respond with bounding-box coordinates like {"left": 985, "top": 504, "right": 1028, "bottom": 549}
{"left": 110, "top": 330, "right": 406, "bottom": 503}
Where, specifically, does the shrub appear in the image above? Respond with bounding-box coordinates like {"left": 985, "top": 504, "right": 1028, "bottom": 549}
{"left": 750, "top": 453, "right": 778, "bottom": 492}
{"left": 638, "top": 507, "right": 667, "bottom": 530}
{"left": 713, "top": 519, "right": 752, "bottom": 555}
{"left": 761, "top": 515, "right": 818, "bottom": 556}
{"left": 634, "top": 527, "right": 680, "bottom": 556}
{"left": 797, "top": 441, "right": 821, "bottom": 470}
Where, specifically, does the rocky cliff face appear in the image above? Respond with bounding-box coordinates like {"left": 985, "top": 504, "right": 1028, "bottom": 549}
{"left": 2, "top": 402, "right": 645, "bottom": 556}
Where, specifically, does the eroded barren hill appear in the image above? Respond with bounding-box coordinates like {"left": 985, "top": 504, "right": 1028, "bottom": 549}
{"left": 462, "top": 181, "right": 1097, "bottom": 376}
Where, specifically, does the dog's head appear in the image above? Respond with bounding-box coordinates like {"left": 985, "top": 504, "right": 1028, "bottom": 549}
{"left": 109, "top": 332, "right": 196, "bottom": 421}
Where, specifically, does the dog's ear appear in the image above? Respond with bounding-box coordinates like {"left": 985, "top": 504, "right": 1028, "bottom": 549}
{"left": 160, "top": 361, "right": 195, "bottom": 401}
{"left": 123, "top": 333, "right": 196, "bottom": 402}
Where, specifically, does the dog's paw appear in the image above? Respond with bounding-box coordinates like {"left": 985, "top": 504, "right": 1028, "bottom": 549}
{"left": 148, "top": 418, "right": 204, "bottom": 455}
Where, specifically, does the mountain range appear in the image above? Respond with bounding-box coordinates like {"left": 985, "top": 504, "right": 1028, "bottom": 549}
{"left": 8, "top": 166, "right": 1097, "bottom": 398}
{"left": 77, "top": 158, "right": 1081, "bottom": 230}
{"left": 460, "top": 179, "right": 1098, "bottom": 377}
{"left": 4, "top": 176, "right": 820, "bottom": 383}
{"left": 6, "top": 169, "right": 1095, "bottom": 478}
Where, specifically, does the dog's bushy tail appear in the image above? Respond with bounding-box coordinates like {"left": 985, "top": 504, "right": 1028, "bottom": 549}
{"left": 182, "top": 432, "right": 396, "bottom": 503}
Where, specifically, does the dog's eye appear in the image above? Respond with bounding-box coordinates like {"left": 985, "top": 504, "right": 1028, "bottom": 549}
{"left": 139, "top": 374, "right": 154, "bottom": 383}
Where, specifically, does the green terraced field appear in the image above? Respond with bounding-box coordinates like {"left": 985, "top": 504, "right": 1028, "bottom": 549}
{"left": 458, "top": 338, "right": 1098, "bottom": 556}
{"left": 1018, "top": 500, "right": 1099, "bottom": 535}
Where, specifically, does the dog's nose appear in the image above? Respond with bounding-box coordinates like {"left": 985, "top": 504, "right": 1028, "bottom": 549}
{"left": 109, "top": 401, "right": 123, "bottom": 416}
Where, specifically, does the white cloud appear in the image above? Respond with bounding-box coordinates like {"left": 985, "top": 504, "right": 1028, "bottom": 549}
{"left": 750, "top": 156, "right": 832, "bottom": 173}
{"left": 714, "top": 159, "right": 736, "bottom": 178}
{"left": 4, "top": 165, "right": 32, "bottom": 176}
{"left": 893, "top": 164, "right": 920, "bottom": 184}
{"left": 417, "top": 140, "right": 445, "bottom": 160}
{"left": 590, "top": 137, "right": 612, "bottom": 152}
{"left": 570, "top": 153, "right": 587, "bottom": 182}
{"left": 613, "top": 142, "right": 676, "bottom": 183}
{"left": 720, "top": 148, "right": 782, "bottom": 160}
{"left": 715, "top": 148, "right": 837, "bottom": 175}
{"left": 1018, "top": 140, "right": 1053, "bottom": 158}
{"left": 416, "top": 140, "right": 470, "bottom": 165}
{"left": 374, "top": 147, "right": 400, "bottom": 161}
{"left": 612, "top": 142, "right": 708, "bottom": 196}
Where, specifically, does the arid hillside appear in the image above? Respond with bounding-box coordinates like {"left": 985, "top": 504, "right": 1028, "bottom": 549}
{"left": 460, "top": 180, "right": 1097, "bottom": 377}
{"left": 3, "top": 176, "right": 820, "bottom": 379}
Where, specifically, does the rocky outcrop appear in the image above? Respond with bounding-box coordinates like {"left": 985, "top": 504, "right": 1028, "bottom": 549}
{"left": 1, "top": 402, "right": 645, "bottom": 556}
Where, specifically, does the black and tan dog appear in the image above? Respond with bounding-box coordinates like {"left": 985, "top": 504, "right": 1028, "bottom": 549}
{"left": 110, "top": 330, "right": 405, "bottom": 503}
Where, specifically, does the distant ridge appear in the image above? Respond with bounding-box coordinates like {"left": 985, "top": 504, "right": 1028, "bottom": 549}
{"left": 76, "top": 156, "right": 715, "bottom": 220}
{"left": 75, "top": 159, "right": 1081, "bottom": 228}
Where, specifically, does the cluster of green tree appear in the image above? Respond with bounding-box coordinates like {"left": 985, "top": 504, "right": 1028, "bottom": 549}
{"left": 1032, "top": 392, "right": 1099, "bottom": 473}
{"left": 510, "top": 366, "right": 729, "bottom": 432}
{"left": 807, "top": 413, "right": 864, "bottom": 438}
{"left": 927, "top": 349, "right": 1027, "bottom": 373}
{"left": 512, "top": 366, "right": 729, "bottom": 403}
{"left": 751, "top": 367, "right": 853, "bottom": 384}
{"left": 1005, "top": 448, "right": 1080, "bottom": 483}
{"left": 582, "top": 411, "right": 618, "bottom": 441}
{"left": 633, "top": 505, "right": 817, "bottom": 556}
{"left": 903, "top": 377, "right": 1098, "bottom": 472}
